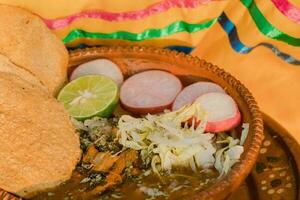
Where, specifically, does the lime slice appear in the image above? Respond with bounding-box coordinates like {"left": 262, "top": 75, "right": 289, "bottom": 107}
{"left": 57, "top": 75, "right": 118, "bottom": 120}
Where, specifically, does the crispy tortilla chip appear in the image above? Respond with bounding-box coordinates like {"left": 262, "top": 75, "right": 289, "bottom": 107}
{"left": 0, "top": 5, "right": 68, "bottom": 96}
{"left": 0, "top": 73, "right": 81, "bottom": 198}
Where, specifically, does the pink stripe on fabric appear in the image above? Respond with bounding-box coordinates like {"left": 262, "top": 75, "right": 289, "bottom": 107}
{"left": 43, "top": 0, "right": 213, "bottom": 30}
{"left": 271, "top": 0, "right": 300, "bottom": 24}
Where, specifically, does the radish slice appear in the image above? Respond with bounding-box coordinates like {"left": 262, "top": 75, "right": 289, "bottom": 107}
{"left": 70, "top": 59, "right": 124, "bottom": 86}
{"left": 172, "top": 81, "right": 225, "bottom": 110}
{"left": 120, "top": 70, "right": 182, "bottom": 114}
{"left": 195, "top": 92, "right": 241, "bottom": 132}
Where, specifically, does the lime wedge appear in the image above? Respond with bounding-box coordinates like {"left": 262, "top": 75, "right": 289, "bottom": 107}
{"left": 57, "top": 75, "right": 118, "bottom": 120}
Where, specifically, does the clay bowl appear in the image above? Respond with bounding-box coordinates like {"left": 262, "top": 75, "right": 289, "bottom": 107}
{"left": 68, "top": 46, "right": 264, "bottom": 200}
{"left": 0, "top": 46, "right": 264, "bottom": 200}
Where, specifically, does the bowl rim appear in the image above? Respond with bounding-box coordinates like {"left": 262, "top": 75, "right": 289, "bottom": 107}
{"left": 68, "top": 46, "right": 264, "bottom": 200}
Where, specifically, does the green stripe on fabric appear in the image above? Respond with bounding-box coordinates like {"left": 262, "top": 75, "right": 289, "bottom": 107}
{"left": 240, "top": 0, "right": 300, "bottom": 46}
{"left": 63, "top": 18, "right": 217, "bottom": 44}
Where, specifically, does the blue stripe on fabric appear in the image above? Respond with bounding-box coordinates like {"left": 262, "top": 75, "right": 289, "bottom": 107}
{"left": 166, "top": 45, "right": 193, "bottom": 54}
{"left": 218, "top": 12, "right": 300, "bottom": 65}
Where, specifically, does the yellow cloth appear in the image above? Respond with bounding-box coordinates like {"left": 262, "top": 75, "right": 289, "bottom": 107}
{"left": 1, "top": 0, "right": 299, "bottom": 143}
{"left": 192, "top": 0, "right": 300, "bottom": 144}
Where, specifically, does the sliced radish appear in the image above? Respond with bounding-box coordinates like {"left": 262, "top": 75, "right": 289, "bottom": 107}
{"left": 120, "top": 70, "right": 182, "bottom": 114}
{"left": 172, "top": 81, "right": 225, "bottom": 111}
{"left": 195, "top": 92, "right": 241, "bottom": 132}
{"left": 70, "top": 59, "right": 124, "bottom": 86}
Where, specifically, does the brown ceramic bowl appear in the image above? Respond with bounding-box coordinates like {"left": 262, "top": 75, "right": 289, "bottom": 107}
{"left": 68, "top": 46, "right": 264, "bottom": 200}
{"left": 1, "top": 46, "right": 264, "bottom": 200}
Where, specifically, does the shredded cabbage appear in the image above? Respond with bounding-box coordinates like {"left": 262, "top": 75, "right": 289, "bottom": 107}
{"left": 117, "top": 102, "right": 247, "bottom": 177}
{"left": 118, "top": 103, "right": 216, "bottom": 174}
{"left": 240, "top": 123, "right": 249, "bottom": 145}
{"left": 214, "top": 136, "right": 244, "bottom": 177}
{"left": 213, "top": 123, "right": 248, "bottom": 176}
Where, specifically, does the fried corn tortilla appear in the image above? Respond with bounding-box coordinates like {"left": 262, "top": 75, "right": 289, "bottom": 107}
{"left": 0, "top": 53, "right": 46, "bottom": 91}
{"left": 0, "top": 73, "right": 81, "bottom": 198}
{"left": 0, "top": 4, "right": 68, "bottom": 96}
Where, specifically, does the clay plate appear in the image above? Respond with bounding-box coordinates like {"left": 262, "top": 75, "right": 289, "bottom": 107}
{"left": 228, "top": 114, "right": 300, "bottom": 200}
